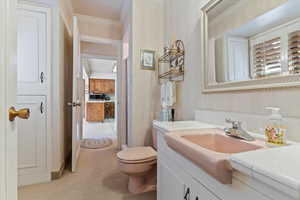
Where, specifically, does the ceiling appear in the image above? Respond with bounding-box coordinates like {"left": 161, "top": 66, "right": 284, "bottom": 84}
{"left": 72, "top": 0, "right": 123, "bottom": 20}
{"left": 88, "top": 58, "right": 117, "bottom": 74}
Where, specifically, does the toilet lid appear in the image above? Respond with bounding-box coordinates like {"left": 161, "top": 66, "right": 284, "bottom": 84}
{"left": 117, "top": 147, "right": 157, "bottom": 162}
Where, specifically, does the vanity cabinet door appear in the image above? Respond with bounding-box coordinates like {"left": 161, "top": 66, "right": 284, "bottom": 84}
{"left": 89, "top": 79, "right": 96, "bottom": 93}
{"left": 190, "top": 178, "right": 219, "bottom": 200}
{"left": 106, "top": 80, "right": 115, "bottom": 94}
{"left": 86, "top": 103, "right": 105, "bottom": 122}
{"left": 157, "top": 160, "right": 185, "bottom": 200}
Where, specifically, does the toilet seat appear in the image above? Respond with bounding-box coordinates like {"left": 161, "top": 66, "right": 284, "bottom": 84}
{"left": 117, "top": 147, "right": 157, "bottom": 164}
{"left": 118, "top": 156, "right": 157, "bottom": 164}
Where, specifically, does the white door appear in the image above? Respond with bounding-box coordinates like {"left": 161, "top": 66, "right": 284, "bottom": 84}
{"left": 16, "top": 4, "right": 50, "bottom": 186}
{"left": 0, "top": 0, "right": 18, "bottom": 200}
{"left": 71, "top": 16, "right": 84, "bottom": 172}
{"left": 17, "top": 96, "right": 49, "bottom": 186}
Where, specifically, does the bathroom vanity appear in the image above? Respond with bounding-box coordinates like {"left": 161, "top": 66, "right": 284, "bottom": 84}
{"left": 153, "top": 121, "right": 300, "bottom": 200}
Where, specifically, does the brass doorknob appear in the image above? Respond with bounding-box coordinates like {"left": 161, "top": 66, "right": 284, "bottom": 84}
{"left": 9, "top": 107, "right": 30, "bottom": 121}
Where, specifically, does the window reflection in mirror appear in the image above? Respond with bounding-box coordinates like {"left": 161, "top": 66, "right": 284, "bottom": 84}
{"left": 207, "top": 0, "right": 300, "bottom": 84}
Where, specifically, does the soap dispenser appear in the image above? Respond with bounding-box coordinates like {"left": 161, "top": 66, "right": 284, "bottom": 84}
{"left": 265, "top": 107, "right": 287, "bottom": 146}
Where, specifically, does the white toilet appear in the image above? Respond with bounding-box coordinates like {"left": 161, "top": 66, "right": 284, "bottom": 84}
{"left": 117, "top": 134, "right": 157, "bottom": 194}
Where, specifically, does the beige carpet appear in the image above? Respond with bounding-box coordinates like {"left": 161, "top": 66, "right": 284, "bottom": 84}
{"left": 18, "top": 143, "right": 156, "bottom": 200}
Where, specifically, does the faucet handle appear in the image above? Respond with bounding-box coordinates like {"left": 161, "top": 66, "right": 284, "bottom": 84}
{"left": 225, "top": 118, "right": 242, "bottom": 129}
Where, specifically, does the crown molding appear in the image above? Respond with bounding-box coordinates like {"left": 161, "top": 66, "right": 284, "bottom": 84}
{"left": 59, "top": 0, "right": 73, "bottom": 36}
{"left": 75, "top": 14, "right": 122, "bottom": 28}
{"left": 81, "top": 35, "right": 122, "bottom": 46}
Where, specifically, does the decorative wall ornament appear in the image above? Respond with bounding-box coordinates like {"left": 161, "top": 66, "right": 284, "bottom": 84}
{"left": 140, "top": 49, "right": 156, "bottom": 70}
{"left": 158, "top": 40, "right": 185, "bottom": 81}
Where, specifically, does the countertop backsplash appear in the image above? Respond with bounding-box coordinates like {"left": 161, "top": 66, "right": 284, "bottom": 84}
{"left": 195, "top": 110, "right": 300, "bottom": 142}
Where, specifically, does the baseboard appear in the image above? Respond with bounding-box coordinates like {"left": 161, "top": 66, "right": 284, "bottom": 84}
{"left": 18, "top": 172, "right": 51, "bottom": 187}
{"left": 51, "top": 161, "right": 65, "bottom": 180}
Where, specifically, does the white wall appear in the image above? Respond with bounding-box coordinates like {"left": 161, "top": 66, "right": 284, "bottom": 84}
{"left": 128, "top": 0, "right": 164, "bottom": 147}
{"left": 81, "top": 42, "right": 118, "bottom": 58}
{"left": 78, "top": 14, "right": 123, "bottom": 41}
{"left": 164, "top": 0, "right": 300, "bottom": 142}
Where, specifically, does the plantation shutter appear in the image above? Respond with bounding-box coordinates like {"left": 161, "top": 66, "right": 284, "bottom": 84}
{"left": 253, "top": 37, "right": 282, "bottom": 78}
{"left": 288, "top": 31, "right": 300, "bottom": 74}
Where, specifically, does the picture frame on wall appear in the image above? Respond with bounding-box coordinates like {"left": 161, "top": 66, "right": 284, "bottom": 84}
{"left": 140, "top": 49, "right": 156, "bottom": 70}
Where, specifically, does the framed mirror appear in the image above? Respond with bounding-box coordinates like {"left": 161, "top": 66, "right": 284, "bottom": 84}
{"left": 201, "top": 0, "right": 300, "bottom": 92}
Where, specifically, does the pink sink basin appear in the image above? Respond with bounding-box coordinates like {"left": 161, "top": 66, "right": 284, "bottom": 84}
{"left": 165, "top": 128, "right": 266, "bottom": 184}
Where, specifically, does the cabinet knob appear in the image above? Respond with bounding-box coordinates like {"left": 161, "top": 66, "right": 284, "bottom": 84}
{"left": 184, "top": 187, "right": 190, "bottom": 200}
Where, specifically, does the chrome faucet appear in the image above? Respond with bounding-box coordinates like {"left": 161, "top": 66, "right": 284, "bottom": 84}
{"left": 224, "top": 119, "right": 255, "bottom": 141}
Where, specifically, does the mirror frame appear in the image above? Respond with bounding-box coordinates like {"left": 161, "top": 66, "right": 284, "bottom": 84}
{"left": 201, "top": 0, "right": 300, "bottom": 93}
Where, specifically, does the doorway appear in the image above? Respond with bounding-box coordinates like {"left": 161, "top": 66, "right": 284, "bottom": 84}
{"left": 81, "top": 57, "right": 118, "bottom": 148}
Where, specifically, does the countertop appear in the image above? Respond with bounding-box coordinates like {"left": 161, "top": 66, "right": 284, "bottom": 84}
{"left": 230, "top": 145, "right": 300, "bottom": 199}
{"left": 153, "top": 120, "right": 217, "bottom": 133}
{"left": 87, "top": 100, "right": 115, "bottom": 103}
{"left": 153, "top": 120, "right": 300, "bottom": 199}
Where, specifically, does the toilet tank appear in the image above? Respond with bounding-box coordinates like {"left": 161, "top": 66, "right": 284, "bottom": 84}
{"left": 152, "top": 129, "right": 158, "bottom": 150}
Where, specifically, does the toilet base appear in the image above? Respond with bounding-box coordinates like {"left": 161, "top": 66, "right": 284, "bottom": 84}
{"left": 128, "top": 168, "right": 157, "bottom": 194}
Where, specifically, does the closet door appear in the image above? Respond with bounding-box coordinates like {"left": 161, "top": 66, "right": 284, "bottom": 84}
{"left": 17, "top": 96, "right": 49, "bottom": 186}
{"left": 17, "top": 5, "right": 48, "bottom": 95}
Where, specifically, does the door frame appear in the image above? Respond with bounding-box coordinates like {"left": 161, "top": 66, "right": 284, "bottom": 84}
{"left": 0, "top": 0, "right": 18, "bottom": 199}
{"left": 80, "top": 36, "right": 125, "bottom": 149}
{"left": 71, "top": 16, "right": 83, "bottom": 172}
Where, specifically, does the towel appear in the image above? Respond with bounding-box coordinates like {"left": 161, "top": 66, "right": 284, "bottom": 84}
{"left": 161, "top": 82, "right": 167, "bottom": 108}
{"left": 166, "top": 81, "right": 176, "bottom": 107}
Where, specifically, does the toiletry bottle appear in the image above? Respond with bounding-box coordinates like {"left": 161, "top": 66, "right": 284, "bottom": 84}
{"left": 171, "top": 109, "right": 175, "bottom": 122}
{"left": 265, "top": 107, "right": 287, "bottom": 146}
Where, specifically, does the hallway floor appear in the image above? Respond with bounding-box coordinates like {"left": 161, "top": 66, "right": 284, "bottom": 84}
{"left": 83, "top": 119, "right": 117, "bottom": 139}
{"left": 18, "top": 143, "right": 156, "bottom": 200}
